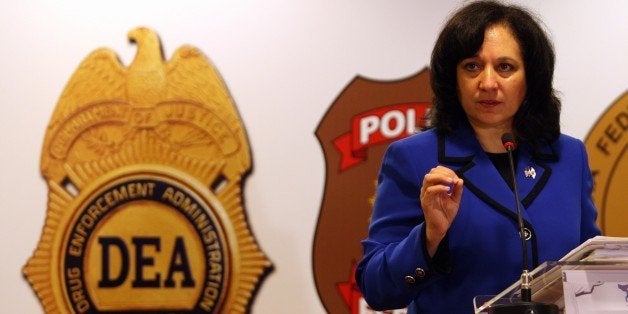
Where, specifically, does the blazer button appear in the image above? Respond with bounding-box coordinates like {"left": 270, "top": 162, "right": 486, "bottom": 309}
{"left": 404, "top": 275, "right": 416, "bottom": 284}
{"left": 415, "top": 268, "right": 426, "bottom": 278}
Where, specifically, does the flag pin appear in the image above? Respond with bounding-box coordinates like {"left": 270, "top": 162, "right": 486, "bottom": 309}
{"left": 524, "top": 166, "right": 536, "bottom": 179}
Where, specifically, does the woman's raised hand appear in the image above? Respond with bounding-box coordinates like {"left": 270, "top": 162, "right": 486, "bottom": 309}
{"left": 420, "top": 165, "right": 464, "bottom": 257}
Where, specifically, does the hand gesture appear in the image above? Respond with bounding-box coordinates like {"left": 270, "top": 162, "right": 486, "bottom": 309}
{"left": 420, "top": 165, "right": 464, "bottom": 256}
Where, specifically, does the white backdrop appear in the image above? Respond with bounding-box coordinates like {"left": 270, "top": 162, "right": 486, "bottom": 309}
{"left": 0, "top": 0, "right": 626, "bottom": 313}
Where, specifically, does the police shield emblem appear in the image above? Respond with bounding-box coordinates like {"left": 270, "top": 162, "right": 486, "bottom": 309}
{"left": 23, "top": 27, "right": 271, "bottom": 313}
{"left": 313, "top": 69, "right": 432, "bottom": 313}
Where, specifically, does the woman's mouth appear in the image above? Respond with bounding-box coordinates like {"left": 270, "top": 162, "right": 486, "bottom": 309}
{"left": 479, "top": 100, "right": 501, "bottom": 106}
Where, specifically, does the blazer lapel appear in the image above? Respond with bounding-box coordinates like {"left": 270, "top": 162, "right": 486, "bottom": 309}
{"left": 517, "top": 141, "right": 556, "bottom": 208}
{"left": 438, "top": 129, "right": 556, "bottom": 217}
{"left": 438, "top": 129, "right": 519, "bottom": 218}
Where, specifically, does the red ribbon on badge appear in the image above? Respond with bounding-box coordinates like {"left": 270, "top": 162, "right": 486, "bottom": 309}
{"left": 333, "top": 103, "right": 430, "bottom": 172}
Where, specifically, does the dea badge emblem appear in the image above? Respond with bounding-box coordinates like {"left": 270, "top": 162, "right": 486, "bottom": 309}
{"left": 585, "top": 91, "right": 628, "bottom": 236}
{"left": 314, "top": 69, "right": 432, "bottom": 313}
{"left": 23, "top": 27, "right": 271, "bottom": 313}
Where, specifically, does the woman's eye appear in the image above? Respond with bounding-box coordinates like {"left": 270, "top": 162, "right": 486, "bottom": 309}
{"left": 464, "top": 62, "right": 481, "bottom": 71}
{"left": 498, "top": 63, "right": 514, "bottom": 72}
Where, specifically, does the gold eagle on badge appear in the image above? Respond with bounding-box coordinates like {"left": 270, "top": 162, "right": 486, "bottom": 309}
{"left": 24, "top": 27, "right": 271, "bottom": 313}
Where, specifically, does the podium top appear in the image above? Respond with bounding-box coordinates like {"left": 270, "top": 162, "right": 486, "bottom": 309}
{"left": 474, "top": 236, "right": 628, "bottom": 313}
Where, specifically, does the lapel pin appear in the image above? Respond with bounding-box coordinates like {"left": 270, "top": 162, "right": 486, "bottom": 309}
{"left": 524, "top": 166, "right": 536, "bottom": 179}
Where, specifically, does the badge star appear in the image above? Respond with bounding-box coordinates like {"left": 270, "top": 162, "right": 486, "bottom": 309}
{"left": 337, "top": 262, "right": 363, "bottom": 314}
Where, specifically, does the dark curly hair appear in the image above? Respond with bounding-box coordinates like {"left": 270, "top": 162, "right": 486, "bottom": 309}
{"left": 429, "top": 0, "right": 561, "bottom": 145}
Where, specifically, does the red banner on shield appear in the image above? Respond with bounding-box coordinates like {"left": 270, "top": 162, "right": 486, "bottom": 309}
{"left": 333, "top": 103, "right": 430, "bottom": 172}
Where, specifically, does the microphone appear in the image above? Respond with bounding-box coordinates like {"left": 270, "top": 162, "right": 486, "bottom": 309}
{"left": 488, "top": 133, "right": 558, "bottom": 314}
{"left": 501, "top": 133, "right": 517, "bottom": 152}
{"left": 501, "top": 133, "right": 530, "bottom": 301}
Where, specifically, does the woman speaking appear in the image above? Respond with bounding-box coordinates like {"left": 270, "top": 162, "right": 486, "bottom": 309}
{"left": 355, "top": 1, "right": 601, "bottom": 313}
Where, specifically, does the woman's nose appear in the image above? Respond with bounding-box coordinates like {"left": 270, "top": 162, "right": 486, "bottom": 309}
{"left": 478, "top": 68, "right": 498, "bottom": 90}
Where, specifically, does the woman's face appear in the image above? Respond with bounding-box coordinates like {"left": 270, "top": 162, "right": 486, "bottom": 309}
{"left": 456, "top": 23, "right": 526, "bottom": 133}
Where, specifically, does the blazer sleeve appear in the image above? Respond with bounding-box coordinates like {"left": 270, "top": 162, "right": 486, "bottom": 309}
{"left": 355, "top": 141, "right": 449, "bottom": 310}
{"left": 578, "top": 141, "right": 601, "bottom": 241}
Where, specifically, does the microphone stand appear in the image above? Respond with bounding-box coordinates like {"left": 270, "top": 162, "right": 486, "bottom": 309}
{"left": 488, "top": 134, "right": 558, "bottom": 314}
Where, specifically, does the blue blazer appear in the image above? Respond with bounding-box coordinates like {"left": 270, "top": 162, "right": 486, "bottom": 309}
{"left": 356, "top": 127, "right": 600, "bottom": 313}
